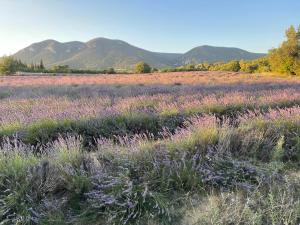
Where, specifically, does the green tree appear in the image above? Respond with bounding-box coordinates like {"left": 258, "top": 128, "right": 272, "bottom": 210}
{"left": 0, "top": 56, "right": 31, "bottom": 75}
{"left": 0, "top": 56, "right": 19, "bottom": 75}
{"left": 51, "top": 65, "right": 70, "bottom": 73}
{"left": 297, "top": 25, "right": 300, "bottom": 47}
{"left": 269, "top": 25, "right": 300, "bottom": 75}
{"left": 240, "top": 58, "right": 270, "bottom": 73}
{"left": 224, "top": 60, "right": 241, "bottom": 72}
{"left": 196, "top": 62, "right": 210, "bottom": 71}
{"left": 30, "top": 62, "right": 35, "bottom": 71}
{"left": 39, "top": 59, "right": 45, "bottom": 70}
{"left": 208, "top": 60, "right": 241, "bottom": 72}
{"left": 134, "top": 61, "right": 151, "bottom": 73}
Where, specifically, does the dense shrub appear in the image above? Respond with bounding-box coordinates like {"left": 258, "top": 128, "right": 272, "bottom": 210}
{"left": 134, "top": 61, "right": 151, "bottom": 73}
{"left": 209, "top": 60, "right": 241, "bottom": 72}
{"left": 240, "top": 57, "right": 270, "bottom": 73}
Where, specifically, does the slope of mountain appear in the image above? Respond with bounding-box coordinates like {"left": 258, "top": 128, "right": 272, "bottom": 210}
{"left": 57, "top": 38, "right": 181, "bottom": 69}
{"left": 14, "top": 40, "right": 86, "bottom": 66}
{"left": 13, "top": 38, "right": 265, "bottom": 69}
{"left": 178, "top": 45, "right": 265, "bottom": 65}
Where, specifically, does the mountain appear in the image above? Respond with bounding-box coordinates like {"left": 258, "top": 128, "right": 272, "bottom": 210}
{"left": 13, "top": 38, "right": 265, "bottom": 69}
{"left": 178, "top": 45, "right": 265, "bottom": 65}
{"left": 57, "top": 38, "right": 182, "bottom": 69}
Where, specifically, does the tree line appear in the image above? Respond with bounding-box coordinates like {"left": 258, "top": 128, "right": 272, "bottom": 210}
{"left": 0, "top": 57, "right": 45, "bottom": 75}
{"left": 0, "top": 57, "right": 151, "bottom": 75}
{"left": 0, "top": 57, "right": 117, "bottom": 75}
{"left": 161, "top": 57, "right": 270, "bottom": 73}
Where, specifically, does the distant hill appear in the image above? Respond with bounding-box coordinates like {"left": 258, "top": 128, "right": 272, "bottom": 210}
{"left": 177, "top": 45, "right": 265, "bottom": 65}
{"left": 13, "top": 38, "right": 265, "bottom": 69}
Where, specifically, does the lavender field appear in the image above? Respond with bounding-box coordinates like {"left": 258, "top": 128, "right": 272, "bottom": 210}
{"left": 1, "top": 72, "right": 300, "bottom": 224}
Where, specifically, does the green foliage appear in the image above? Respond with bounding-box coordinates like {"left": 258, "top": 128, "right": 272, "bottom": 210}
{"left": 178, "top": 64, "right": 196, "bottom": 71}
{"left": 271, "top": 135, "right": 285, "bottom": 161}
{"left": 0, "top": 91, "right": 10, "bottom": 99}
{"left": 39, "top": 59, "right": 45, "bottom": 70}
{"left": 0, "top": 57, "right": 118, "bottom": 75}
{"left": 50, "top": 65, "right": 70, "bottom": 73}
{"left": 240, "top": 57, "right": 271, "bottom": 73}
{"left": 0, "top": 57, "right": 47, "bottom": 75}
{"left": 106, "top": 67, "right": 116, "bottom": 74}
{"left": 135, "top": 61, "right": 151, "bottom": 73}
{"left": 161, "top": 59, "right": 270, "bottom": 74}
{"left": 269, "top": 25, "right": 300, "bottom": 75}
{"left": 209, "top": 60, "right": 241, "bottom": 72}
{"left": 195, "top": 62, "right": 211, "bottom": 71}
{"left": 1, "top": 115, "right": 300, "bottom": 224}
{"left": 160, "top": 25, "right": 300, "bottom": 75}
{"left": 0, "top": 56, "right": 28, "bottom": 75}
{"left": 182, "top": 178, "right": 300, "bottom": 225}
{"left": 161, "top": 64, "right": 200, "bottom": 72}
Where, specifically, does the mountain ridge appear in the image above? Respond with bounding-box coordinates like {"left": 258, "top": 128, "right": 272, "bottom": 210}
{"left": 13, "top": 38, "right": 265, "bottom": 69}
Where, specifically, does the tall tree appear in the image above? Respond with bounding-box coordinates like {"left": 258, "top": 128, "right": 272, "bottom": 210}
{"left": 0, "top": 56, "right": 17, "bottom": 75}
{"left": 39, "top": 60, "right": 45, "bottom": 70}
{"left": 269, "top": 25, "right": 300, "bottom": 75}
{"left": 30, "top": 62, "right": 35, "bottom": 71}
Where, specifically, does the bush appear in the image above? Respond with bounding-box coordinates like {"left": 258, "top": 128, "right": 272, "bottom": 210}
{"left": 240, "top": 58, "right": 271, "bottom": 73}
{"left": 208, "top": 60, "right": 241, "bottom": 72}
{"left": 134, "top": 61, "right": 151, "bottom": 73}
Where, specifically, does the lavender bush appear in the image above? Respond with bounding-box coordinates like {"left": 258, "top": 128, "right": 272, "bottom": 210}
{"left": 1, "top": 79, "right": 300, "bottom": 224}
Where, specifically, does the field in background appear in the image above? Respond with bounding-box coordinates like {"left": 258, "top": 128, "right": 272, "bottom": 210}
{"left": 1, "top": 71, "right": 300, "bottom": 224}
{"left": 0, "top": 71, "right": 297, "bottom": 87}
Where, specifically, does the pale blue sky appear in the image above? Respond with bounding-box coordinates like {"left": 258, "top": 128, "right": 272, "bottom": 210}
{"left": 0, "top": 0, "right": 299, "bottom": 56}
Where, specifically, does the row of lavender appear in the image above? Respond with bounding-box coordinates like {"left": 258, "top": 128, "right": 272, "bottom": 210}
{"left": 1, "top": 81, "right": 300, "bottom": 224}
{"left": 1, "top": 107, "right": 300, "bottom": 224}
{"left": 1, "top": 84, "right": 300, "bottom": 125}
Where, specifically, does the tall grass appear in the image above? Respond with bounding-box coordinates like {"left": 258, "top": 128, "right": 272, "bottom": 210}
{"left": 1, "top": 73, "right": 300, "bottom": 224}
{"left": 0, "top": 113, "right": 300, "bottom": 224}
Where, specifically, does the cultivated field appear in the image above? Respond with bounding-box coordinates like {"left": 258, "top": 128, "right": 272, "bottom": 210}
{"left": 1, "top": 71, "right": 300, "bottom": 224}
{"left": 0, "top": 71, "right": 299, "bottom": 86}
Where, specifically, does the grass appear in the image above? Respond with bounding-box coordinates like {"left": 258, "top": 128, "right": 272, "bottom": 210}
{"left": 1, "top": 71, "right": 300, "bottom": 224}
{"left": 2, "top": 103, "right": 300, "bottom": 148}
{"left": 181, "top": 178, "right": 300, "bottom": 225}
{"left": 1, "top": 113, "right": 300, "bottom": 224}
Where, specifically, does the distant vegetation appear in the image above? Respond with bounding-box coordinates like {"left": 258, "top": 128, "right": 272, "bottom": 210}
{"left": 0, "top": 25, "right": 299, "bottom": 76}
{"left": 0, "top": 57, "right": 38, "bottom": 75}
{"left": 162, "top": 25, "right": 300, "bottom": 75}
{"left": 134, "top": 61, "right": 151, "bottom": 73}
{"left": 161, "top": 57, "right": 271, "bottom": 74}
{"left": 0, "top": 57, "right": 116, "bottom": 75}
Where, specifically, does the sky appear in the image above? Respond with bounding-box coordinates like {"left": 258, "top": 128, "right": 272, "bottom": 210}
{"left": 0, "top": 0, "right": 299, "bottom": 56}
